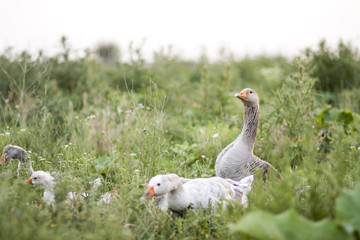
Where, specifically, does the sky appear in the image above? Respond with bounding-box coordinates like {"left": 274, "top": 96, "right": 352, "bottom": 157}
{"left": 1, "top": 0, "right": 360, "bottom": 61}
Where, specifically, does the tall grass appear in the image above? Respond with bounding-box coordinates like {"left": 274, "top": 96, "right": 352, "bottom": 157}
{"left": 1, "top": 40, "right": 360, "bottom": 239}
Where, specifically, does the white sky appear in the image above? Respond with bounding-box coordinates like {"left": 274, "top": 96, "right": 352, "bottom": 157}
{"left": 1, "top": 0, "right": 360, "bottom": 61}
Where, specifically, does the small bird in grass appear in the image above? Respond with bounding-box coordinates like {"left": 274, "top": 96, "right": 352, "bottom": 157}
{"left": 26, "top": 170, "right": 56, "bottom": 204}
{"left": 26, "top": 170, "right": 113, "bottom": 205}
{"left": 1, "top": 144, "right": 34, "bottom": 177}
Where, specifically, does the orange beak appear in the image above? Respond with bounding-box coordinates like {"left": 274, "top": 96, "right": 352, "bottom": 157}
{"left": 0, "top": 155, "right": 5, "bottom": 163}
{"left": 26, "top": 178, "right": 33, "bottom": 185}
{"left": 147, "top": 186, "right": 155, "bottom": 196}
{"left": 140, "top": 186, "right": 155, "bottom": 200}
{"left": 235, "top": 90, "right": 247, "bottom": 100}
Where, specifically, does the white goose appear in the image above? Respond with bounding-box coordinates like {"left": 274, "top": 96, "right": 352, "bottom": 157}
{"left": 26, "top": 171, "right": 112, "bottom": 204}
{"left": 26, "top": 171, "right": 56, "bottom": 204}
{"left": 215, "top": 88, "right": 282, "bottom": 181}
{"left": 141, "top": 174, "right": 253, "bottom": 212}
{"left": 1, "top": 144, "right": 34, "bottom": 177}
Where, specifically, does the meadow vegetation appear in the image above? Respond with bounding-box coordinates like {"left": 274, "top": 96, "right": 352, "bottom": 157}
{"left": 1, "top": 37, "right": 360, "bottom": 239}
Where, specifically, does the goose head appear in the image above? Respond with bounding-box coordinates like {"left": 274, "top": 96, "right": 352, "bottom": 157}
{"left": 235, "top": 88, "right": 259, "bottom": 106}
{"left": 1, "top": 144, "right": 26, "bottom": 162}
{"left": 26, "top": 171, "right": 55, "bottom": 191}
{"left": 141, "top": 174, "right": 180, "bottom": 200}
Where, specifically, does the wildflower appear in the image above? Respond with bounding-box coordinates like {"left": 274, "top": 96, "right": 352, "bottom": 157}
{"left": 20, "top": 129, "right": 26, "bottom": 132}
{"left": 212, "top": 133, "right": 219, "bottom": 138}
{"left": 134, "top": 169, "right": 140, "bottom": 173}
{"left": 50, "top": 224, "right": 56, "bottom": 228}
{"left": 130, "top": 153, "right": 137, "bottom": 157}
{"left": 350, "top": 146, "right": 355, "bottom": 149}
{"left": 5, "top": 132, "right": 10, "bottom": 136}
{"left": 146, "top": 107, "right": 151, "bottom": 110}
{"left": 138, "top": 104, "right": 144, "bottom": 109}
{"left": 126, "top": 110, "right": 132, "bottom": 114}
{"left": 5, "top": 99, "right": 9, "bottom": 103}
{"left": 87, "top": 115, "right": 96, "bottom": 119}
{"left": 64, "top": 145, "right": 69, "bottom": 148}
{"left": 201, "top": 155, "right": 206, "bottom": 159}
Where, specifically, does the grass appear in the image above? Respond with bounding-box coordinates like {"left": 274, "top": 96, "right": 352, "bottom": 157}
{"left": 1, "top": 44, "right": 360, "bottom": 239}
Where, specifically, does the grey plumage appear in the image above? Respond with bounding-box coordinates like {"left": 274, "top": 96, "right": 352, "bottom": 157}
{"left": 215, "top": 88, "right": 282, "bottom": 181}
{"left": 1, "top": 144, "right": 34, "bottom": 177}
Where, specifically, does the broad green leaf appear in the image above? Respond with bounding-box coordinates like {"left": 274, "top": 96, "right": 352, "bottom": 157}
{"left": 229, "top": 209, "right": 350, "bottom": 240}
{"left": 316, "top": 106, "right": 354, "bottom": 127}
{"left": 316, "top": 105, "right": 332, "bottom": 127}
{"left": 335, "top": 183, "right": 360, "bottom": 234}
{"left": 94, "top": 154, "right": 117, "bottom": 172}
{"left": 337, "top": 110, "right": 353, "bottom": 125}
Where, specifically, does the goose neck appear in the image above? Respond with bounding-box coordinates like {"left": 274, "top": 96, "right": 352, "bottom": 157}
{"left": 240, "top": 104, "right": 259, "bottom": 150}
{"left": 42, "top": 179, "right": 55, "bottom": 193}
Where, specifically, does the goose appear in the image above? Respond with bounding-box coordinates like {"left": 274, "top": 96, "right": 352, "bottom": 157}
{"left": 153, "top": 177, "right": 190, "bottom": 211}
{"left": 215, "top": 88, "right": 282, "bottom": 181}
{"left": 1, "top": 144, "right": 34, "bottom": 177}
{"left": 26, "top": 171, "right": 112, "bottom": 204}
{"left": 141, "top": 174, "right": 253, "bottom": 212}
{"left": 26, "top": 171, "right": 56, "bottom": 204}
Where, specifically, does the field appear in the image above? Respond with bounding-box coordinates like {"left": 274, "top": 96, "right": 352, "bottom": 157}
{"left": 1, "top": 38, "right": 360, "bottom": 239}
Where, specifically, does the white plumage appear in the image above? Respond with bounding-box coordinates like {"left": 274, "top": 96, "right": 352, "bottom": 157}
{"left": 141, "top": 174, "right": 253, "bottom": 212}
{"left": 27, "top": 171, "right": 56, "bottom": 204}
{"left": 27, "top": 171, "right": 112, "bottom": 204}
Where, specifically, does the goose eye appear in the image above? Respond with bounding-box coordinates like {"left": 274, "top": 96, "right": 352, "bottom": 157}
{"left": 157, "top": 183, "right": 161, "bottom": 186}
{"left": 250, "top": 91, "right": 253, "bottom": 94}
{"left": 34, "top": 177, "right": 37, "bottom": 180}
